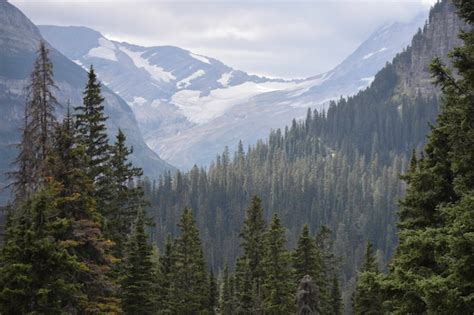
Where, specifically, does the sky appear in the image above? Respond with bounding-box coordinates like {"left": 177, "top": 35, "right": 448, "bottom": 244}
{"left": 10, "top": 0, "right": 437, "bottom": 79}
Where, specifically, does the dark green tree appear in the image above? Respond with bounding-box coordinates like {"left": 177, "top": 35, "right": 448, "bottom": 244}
{"left": 121, "top": 209, "right": 157, "bottom": 315}
{"left": 383, "top": 1, "right": 474, "bottom": 313}
{"left": 261, "top": 214, "right": 294, "bottom": 314}
{"left": 235, "top": 196, "right": 266, "bottom": 314}
{"left": 74, "top": 66, "right": 111, "bottom": 204}
{"left": 0, "top": 182, "right": 83, "bottom": 314}
{"left": 353, "top": 242, "right": 383, "bottom": 315}
{"left": 205, "top": 270, "right": 218, "bottom": 314}
{"left": 293, "top": 224, "right": 322, "bottom": 284}
{"left": 168, "top": 209, "right": 208, "bottom": 314}
{"left": 107, "top": 129, "right": 145, "bottom": 257}
{"left": 330, "top": 275, "right": 343, "bottom": 315}
{"left": 219, "top": 264, "right": 236, "bottom": 315}
{"left": 159, "top": 234, "right": 174, "bottom": 312}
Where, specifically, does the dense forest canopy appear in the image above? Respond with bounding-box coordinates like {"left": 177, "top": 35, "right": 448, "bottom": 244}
{"left": 0, "top": 0, "right": 473, "bottom": 314}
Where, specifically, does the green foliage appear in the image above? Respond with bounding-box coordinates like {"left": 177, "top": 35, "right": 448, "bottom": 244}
{"left": 330, "top": 275, "right": 343, "bottom": 315}
{"left": 383, "top": 2, "right": 474, "bottom": 313}
{"left": 261, "top": 214, "right": 294, "bottom": 314}
{"left": 0, "top": 182, "right": 84, "bottom": 314}
{"left": 293, "top": 224, "right": 322, "bottom": 285}
{"left": 168, "top": 209, "right": 209, "bottom": 314}
{"left": 219, "top": 265, "right": 236, "bottom": 315}
{"left": 353, "top": 242, "right": 383, "bottom": 315}
{"left": 121, "top": 209, "right": 158, "bottom": 314}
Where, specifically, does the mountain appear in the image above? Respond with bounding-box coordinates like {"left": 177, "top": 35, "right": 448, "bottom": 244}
{"left": 0, "top": 1, "right": 174, "bottom": 204}
{"left": 143, "top": 0, "right": 468, "bottom": 306}
{"left": 39, "top": 14, "right": 426, "bottom": 169}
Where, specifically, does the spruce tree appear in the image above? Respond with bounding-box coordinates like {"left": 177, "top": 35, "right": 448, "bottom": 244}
{"left": 261, "top": 214, "right": 294, "bottom": 314}
{"left": 384, "top": 2, "right": 474, "bottom": 313}
{"left": 48, "top": 114, "right": 120, "bottom": 313}
{"left": 219, "top": 264, "right": 236, "bottom": 315}
{"left": 74, "top": 66, "right": 111, "bottom": 204}
{"left": 235, "top": 196, "right": 266, "bottom": 313}
{"left": 0, "top": 182, "right": 84, "bottom": 313}
{"left": 159, "top": 234, "right": 174, "bottom": 313}
{"left": 108, "top": 129, "right": 145, "bottom": 257}
{"left": 353, "top": 242, "right": 383, "bottom": 315}
{"left": 168, "top": 208, "right": 208, "bottom": 314}
{"left": 121, "top": 209, "right": 157, "bottom": 315}
{"left": 10, "top": 41, "right": 58, "bottom": 201}
{"left": 330, "top": 275, "right": 343, "bottom": 315}
{"left": 293, "top": 224, "right": 322, "bottom": 284}
{"left": 205, "top": 270, "right": 218, "bottom": 314}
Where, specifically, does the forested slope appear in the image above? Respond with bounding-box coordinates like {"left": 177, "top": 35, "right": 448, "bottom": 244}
{"left": 146, "top": 0, "right": 468, "bottom": 302}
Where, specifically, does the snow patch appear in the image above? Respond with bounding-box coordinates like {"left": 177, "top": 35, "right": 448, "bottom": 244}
{"left": 363, "top": 47, "right": 387, "bottom": 60}
{"left": 131, "top": 96, "right": 147, "bottom": 106}
{"left": 87, "top": 38, "right": 118, "bottom": 61}
{"left": 120, "top": 46, "right": 176, "bottom": 82}
{"left": 177, "top": 70, "right": 206, "bottom": 88}
{"left": 171, "top": 81, "right": 297, "bottom": 124}
{"left": 189, "top": 52, "right": 211, "bottom": 64}
{"left": 286, "top": 72, "right": 333, "bottom": 97}
{"left": 217, "top": 72, "right": 233, "bottom": 87}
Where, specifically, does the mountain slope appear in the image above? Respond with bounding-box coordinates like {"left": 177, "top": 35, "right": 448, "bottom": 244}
{"left": 0, "top": 1, "right": 174, "bottom": 204}
{"left": 40, "top": 14, "right": 426, "bottom": 169}
{"left": 144, "top": 0, "right": 468, "bottom": 307}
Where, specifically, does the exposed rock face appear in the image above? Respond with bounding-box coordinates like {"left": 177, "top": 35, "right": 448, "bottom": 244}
{"left": 393, "top": 0, "right": 470, "bottom": 98}
{"left": 0, "top": 1, "right": 174, "bottom": 204}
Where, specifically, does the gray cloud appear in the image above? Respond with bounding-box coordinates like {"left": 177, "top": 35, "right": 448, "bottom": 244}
{"left": 10, "top": 0, "right": 435, "bottom": 78}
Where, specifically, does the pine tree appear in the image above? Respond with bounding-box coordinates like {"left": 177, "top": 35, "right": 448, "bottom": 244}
{"left": 353, "top": 242, "right": 383, "bottom": 315}
{"left": 159, "top": 234, "right": 174, "bottom": 313}
{"left": 219, "top": 264, "right": 236, "bottom": 315}
{"left": 261, "top": 214, "right": 294, "bottom": 314}
{"left": 168, "top": 208, "right": 208, "bottom": 314}
{"left": 0, "top": 182, "right": 84, "bottom": 313}
{"left": 10, "top": 41, "right": 58, "bottom": 201}
{"left": 315, "top": 226, "right": 336, "bottom": 314}
{"left": 205, "top": 270, "right": 218, "bottom": 314}
{"left": 384, "top": 2, "right": 474, "bottom": 313}
{"left": 293, "top": 224, "right": 322, "bottom": 284}
{"left": 235, "top": 196, "right": 266, "bottom": 313}
{"left": 74, "top": 66, "right": 111, "bottom": 204}
{"left": 330, "top": 275, "right": 343, "bottom": 315}
{"left": 108, "top": 129, "right": 145, "bottom": 257}
{"left": 48, "top": 114, "right": 120, "bottom": 313}
{"left": 121, "top": 209, "right": 157, "bottom": 315}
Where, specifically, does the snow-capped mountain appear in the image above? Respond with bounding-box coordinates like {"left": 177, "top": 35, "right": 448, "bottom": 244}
{"left": 0, "top": 1, "right": 174, "bottom": 204}
{"left": 39, "top": 13, "right": 426, "bottom": 169}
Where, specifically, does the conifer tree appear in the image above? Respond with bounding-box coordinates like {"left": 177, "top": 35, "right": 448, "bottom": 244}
{"left": 293, "top": 224, "right": 322, "bottom": 284}
{"left": 74, "top": 66, "right": 111, "bottom": 203}
{"left": 261, "top": 214, "right": 294, "bottom": 314}
{"left": 159, "top": 234, "right": 174, "bottom": 312}
{"left": 48, "top": 114, "right": 120, "bottom": 313}
{"left": 108, "top": 129, "right": 145, "bottom": 257}
{"left": 384, "top": 2, "right": 474, "bottom": 313}
{"left": 205, "top": 270, "right": 218, "bottom": 314}
{"left": 353, "top": 242, "right": 382, "bottom": 315}
{"left": 330, "top": 275, "right": 343, "bottom": 315}
{"left": 168, "top": 209, "right": 208, "bottom": 313}
{"left": 121, "top": 209, "right": 157, "bottom": 315}
{"left": 10, "top": 41, "right": 58, "bottom": 201}
{"left": 219, "top": 264, "right": 236, "bottom": 315}
{"left": 235, "top": 196, "right": 266, "bottom": 313}
{"left": 0, "top": 182, "right": 83, "bottom": 313}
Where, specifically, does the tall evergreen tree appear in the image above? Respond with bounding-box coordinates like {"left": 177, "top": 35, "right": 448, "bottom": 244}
{"left": 159, "top": 234, "right": 174, "bottom": 313}
{"left": 330, "top": 275, "right": 343, "bottom": 315}
{"left": 0, "top": 182, "right": 83, "bottom": 313}
{"left": 108, "top": 129, "right": 145, "bottom": 257}
{"left": 168, "top": 209, "right": 208, "bottom": 314}
{"left": 353, "top": 242, "right": 383, "bottom": 315}
{"left": 235, "top": 196, "right": 266, "bottom": 313}
{"left": 10, "top": 41, "right": 58, "bottom": 201}
{"left": 384, "top": 2, "right": 474, "bottom": 313}
{"left": 219, "top": 264, "right": 236, "bottom": 315}
{"left": 74, "top": 66, "right": 111, "bottom": 203}
{"left": 293, "top": 224, "right": 322, "bottom": 285}
{"left": 261, "top": 214, "right": 294, "bottom": 314}
{"left": 121, "top": 209, "right": 157, "bottom": 315}
{"left": 205, "top": 270, "right": 218, "bottom": 314}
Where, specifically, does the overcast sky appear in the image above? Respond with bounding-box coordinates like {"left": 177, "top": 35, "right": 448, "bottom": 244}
{"left": 10, "top": 0, "right": 436, "bottom": 78}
